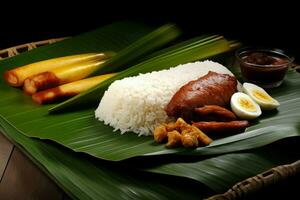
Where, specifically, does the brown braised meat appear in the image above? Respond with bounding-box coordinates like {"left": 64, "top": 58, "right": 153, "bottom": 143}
{"left": 192, "top": 120, "right": 249, "bottom": 134}
{"left": 194, "top": 105, "right": 237, "bottom": 122}
{"left": 165, "top": 71, "right": 237, "bottom": 120}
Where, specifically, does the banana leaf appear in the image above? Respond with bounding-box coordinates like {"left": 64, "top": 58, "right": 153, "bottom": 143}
{"left": 126, "top": 136, "right": 299, "bottom": 192}
{"left": 2, "top": 106, "right": 298, "bottom": 199}
{"left": 89, "top": 23, "right": 181, "bottom": 75}
{"left": 0, "top": 116, "right": 206, "bottom": 200}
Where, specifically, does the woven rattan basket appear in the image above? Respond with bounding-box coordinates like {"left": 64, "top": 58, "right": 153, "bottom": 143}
{"left": 0, "top": 38, "right": 299, "bottom": 200}
{"left": 0, "top": 38, "right": 66, "bottom": 59}
{"left": 206, "top": 160, "right": 300, "bottom": 200}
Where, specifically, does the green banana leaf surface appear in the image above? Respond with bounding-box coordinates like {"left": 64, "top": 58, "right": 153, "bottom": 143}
{"left": 2, "top": 107, "right": 298, "bottom": 198}
{"left": 0, "top": 116, "right": 208, "bottom": 200}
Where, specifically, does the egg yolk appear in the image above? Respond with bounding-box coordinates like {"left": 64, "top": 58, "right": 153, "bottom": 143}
{"left": 252, "top": 89, "right": 273, "bottom": 102}
{"left": 238, "top": 98, "right": 257, "bottom": 112}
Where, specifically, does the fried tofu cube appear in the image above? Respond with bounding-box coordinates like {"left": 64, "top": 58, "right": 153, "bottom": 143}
{"left": 153, "top": 124, "right": 168, "bottom": 143}
{"left": 175, "top": 118, "right": 190, "bottom": 132}
{"left": 165, "top": 122, "right": 177, "bottom": 132}
{"left": 191, "top": 125, "right": 213, "bottom": 146}
{"left": 181, "top": 131, "right": 199, "bottom": 148}
{"left": 166, "top": 130, "right": 182, "bottom": 148}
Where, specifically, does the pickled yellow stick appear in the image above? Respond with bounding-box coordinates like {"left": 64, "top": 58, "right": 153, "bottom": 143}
{"left": 4, "top": 53, "right": 112, "bottom": 87}
{"left": 32, "top": 73, "right": 117, "bottom": 105}
{"left": 23, "top": 60, "right": 106, "bottom": 95}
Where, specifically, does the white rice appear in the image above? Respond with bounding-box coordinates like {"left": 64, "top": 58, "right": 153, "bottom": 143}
{"left": 95, "top": 60, "right": 236, "bottom": 136}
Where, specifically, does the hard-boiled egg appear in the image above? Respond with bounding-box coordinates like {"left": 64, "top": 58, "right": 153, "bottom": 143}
{"left": 231, "top": 92, "right": 262, "bottom": 119}
{"left": 243, "top": 83, "right": 280, "bottom": 110}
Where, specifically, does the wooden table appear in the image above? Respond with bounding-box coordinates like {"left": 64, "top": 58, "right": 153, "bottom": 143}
{"left": 0, "top": 132, "right": 70, "bottom": 200}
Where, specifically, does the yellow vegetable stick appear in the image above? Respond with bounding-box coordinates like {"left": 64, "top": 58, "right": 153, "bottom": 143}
{"left": 32, "top": 73, "right": 117, "bottom": 105}
{"left": 4, "top": 52, "right": 112, "bottom": 87}
{"left": 23, "top": 60, "right": 106, "bottom": 95}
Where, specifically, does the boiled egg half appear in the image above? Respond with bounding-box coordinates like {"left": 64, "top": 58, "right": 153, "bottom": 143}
{"left": 231, "top": 92, "right": 262, "bottom": 119}
{"left": 243, "top": 83, "right": 280, "bottom": 110}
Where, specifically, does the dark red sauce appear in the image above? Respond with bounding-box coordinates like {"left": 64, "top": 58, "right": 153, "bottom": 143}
{"left": 238, "top": 51, "right": 291, "bottom": 88}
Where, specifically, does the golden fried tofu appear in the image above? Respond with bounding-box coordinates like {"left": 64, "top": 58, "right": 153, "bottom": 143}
{"left": 175, "top": 118, "right": 190, "bottom": 132}
{"left": 166, "top": 130, "right": 182, "bottom": 148}
{"left": 181, "top": 131, "right": 198, "bottom": 148}
{"left": 165, "top": 122, "right": 177, "bottom": 132}
{"left": 191, "top": 125, "right": 213, "bottom": 146}
{"left": 153, "top": 124, "right": 168, "bottom": 143}
{"left": 153, "top": 118, "right": 213, "bottom": 148}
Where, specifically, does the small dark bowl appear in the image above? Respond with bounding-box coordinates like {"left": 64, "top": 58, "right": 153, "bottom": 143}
{"left": 236, "top": 47, "right": 294, "bottom": 88}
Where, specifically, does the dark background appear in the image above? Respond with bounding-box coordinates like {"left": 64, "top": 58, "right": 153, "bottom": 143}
{"left": 1, "top": 2, "right": 299, "bottom": 60}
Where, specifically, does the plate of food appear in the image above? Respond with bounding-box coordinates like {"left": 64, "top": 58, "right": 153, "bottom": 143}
{"left": 0, "top": 21, "right": 299, "bottom": 199}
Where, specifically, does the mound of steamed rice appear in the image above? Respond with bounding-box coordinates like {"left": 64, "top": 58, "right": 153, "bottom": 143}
{"left": 95, "top": 60, "right": 236, "bottom": 136}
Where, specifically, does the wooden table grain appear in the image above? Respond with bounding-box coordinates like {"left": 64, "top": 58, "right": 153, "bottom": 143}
{"left": 0, "top": 133, "right": 70, "bottom": 200}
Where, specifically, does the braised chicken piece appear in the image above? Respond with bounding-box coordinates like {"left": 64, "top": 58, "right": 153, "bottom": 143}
{"left": 194, "top": 105, "right": 237, "bottom": 122}
{"left": 192, "top": 120, "right": 249, "bottom": 134}
{"left": 166, "top": 71, "right": 237, "bottom": 120}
